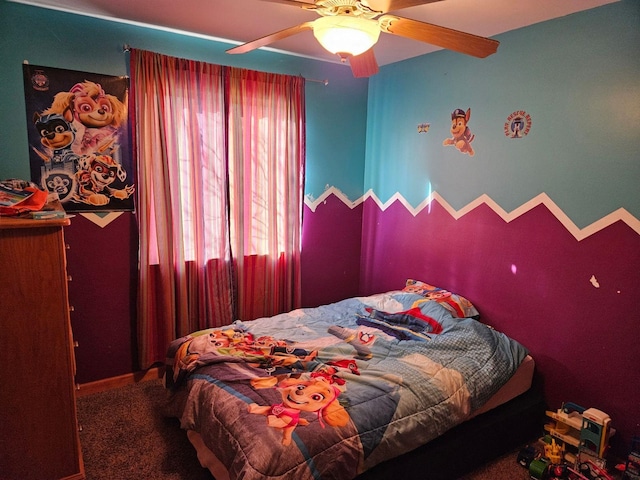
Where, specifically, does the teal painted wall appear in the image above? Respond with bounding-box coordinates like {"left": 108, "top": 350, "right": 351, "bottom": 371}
{"left": 0, "top": 0, "right": 369, "bottom": 380}
{"left": 0, "top": 0, "right": 368, "bottom": 200}
{"left": 364, "top": 0, "right": 639, "bottom": 229}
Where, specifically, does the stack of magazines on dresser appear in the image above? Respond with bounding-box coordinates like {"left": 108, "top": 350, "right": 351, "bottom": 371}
{"left": 0, "top": 179, "right": 66, "bottom": 219}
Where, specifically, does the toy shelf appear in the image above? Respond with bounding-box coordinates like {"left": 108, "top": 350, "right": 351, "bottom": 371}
{"left": 544, "top": 409, "right": 582, "bottom": 461}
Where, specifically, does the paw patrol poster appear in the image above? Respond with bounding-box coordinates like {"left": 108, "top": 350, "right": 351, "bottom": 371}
{"left": 22, "top": 64, "right": 134, "bottom": 212}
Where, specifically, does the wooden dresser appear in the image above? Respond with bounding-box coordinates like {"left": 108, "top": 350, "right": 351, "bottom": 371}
{"left": 0, "top": 217, "right": 84, "bottom": 480}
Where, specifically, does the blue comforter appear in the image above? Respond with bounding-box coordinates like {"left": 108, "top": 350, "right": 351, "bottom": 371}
{"left": 165, "top": 291, "right": 529, "bottom": 479}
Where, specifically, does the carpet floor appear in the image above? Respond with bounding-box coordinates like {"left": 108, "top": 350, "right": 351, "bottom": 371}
{"left": 76, "top": 379, "right": 535, "bottom": 480}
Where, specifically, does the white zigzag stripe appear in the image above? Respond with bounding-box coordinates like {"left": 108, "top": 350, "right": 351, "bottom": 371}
{"left": 79, "top": 212, "right": 124, "bottom": 228}
{"left": 304, "top": 187, "right": 640, "bottom": 241}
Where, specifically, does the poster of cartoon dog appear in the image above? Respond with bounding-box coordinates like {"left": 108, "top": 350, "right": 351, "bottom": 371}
{"left": 22, "top": 64, "right": 134, "bottom": 212}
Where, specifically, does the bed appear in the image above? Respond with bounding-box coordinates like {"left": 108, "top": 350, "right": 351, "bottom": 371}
{"left": 164, "top": 280, "right": 541, "bottom": 480}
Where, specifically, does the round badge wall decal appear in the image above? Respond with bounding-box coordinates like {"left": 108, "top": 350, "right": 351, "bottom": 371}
{"left": 504, "top": 110, "right": 532, "bottom": 138}
{"left": 31, "top": 69, "right": 50, "bottom": 92}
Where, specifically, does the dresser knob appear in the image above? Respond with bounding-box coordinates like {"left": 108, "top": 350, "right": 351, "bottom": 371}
{"left": 69, "top": 305, "right": 75, "bottom": 312}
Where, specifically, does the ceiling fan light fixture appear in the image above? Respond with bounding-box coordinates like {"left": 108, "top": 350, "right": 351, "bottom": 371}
{"left": 313, "top": 15, "right": 380, "bottom": 57}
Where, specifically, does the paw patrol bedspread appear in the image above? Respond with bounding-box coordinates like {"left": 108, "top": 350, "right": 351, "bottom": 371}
{"left": 165, "top": 290, "right": 528, "bottom": 480}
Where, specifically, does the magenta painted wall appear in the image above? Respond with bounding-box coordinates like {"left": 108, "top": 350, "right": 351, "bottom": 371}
{"left": 354, "top": 1, "right": 640, "bottom": 455}
{"left": 300, "top": 195, "right": 363, "bottom": 308}
{"left": 353, "top": 195, "right": 639, "bottom": 453}
{"left": 65, "top": 214, "right": 138, "bottom": 379}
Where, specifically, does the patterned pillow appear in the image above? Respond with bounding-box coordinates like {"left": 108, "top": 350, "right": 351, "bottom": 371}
{"left": 402, "top": 279, "right": 480, "bottom": 319}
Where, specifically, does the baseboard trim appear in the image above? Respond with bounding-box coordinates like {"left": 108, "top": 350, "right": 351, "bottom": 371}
{"left": 77, "top": 366, "right": 164, "bottom": 397}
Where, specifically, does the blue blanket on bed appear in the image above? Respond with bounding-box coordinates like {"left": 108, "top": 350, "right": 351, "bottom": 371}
{"left": 166, "top": 291, "right": 529, "bottom": 480}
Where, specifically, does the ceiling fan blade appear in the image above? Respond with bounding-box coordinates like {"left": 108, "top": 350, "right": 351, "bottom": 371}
{"left": 380, "top": 15, "right": 499, "bottom": 58}
{"left": 258, "top": 0, "right": 318, "bottom": 10}
{"left": 349, "top": 48, "right": 379, "bottom": 77}
{"left": 361, "top": 0, "right": 442, "bottom": 14}
{"left": 227, "top": 22, "right": 315, "bottom": 54}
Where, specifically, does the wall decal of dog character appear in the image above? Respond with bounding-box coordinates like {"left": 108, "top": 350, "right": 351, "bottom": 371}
{"left": 248, "top": 374, "right": 350, "bottom": 446}
{"left": 74, "top": 153, "right": 134, "bottom": 206}
{"left": 45, "top": 80, "right": 127, "bottom": 155}
{"left": 443, "top": 108, "right": 475, "bottom": 156}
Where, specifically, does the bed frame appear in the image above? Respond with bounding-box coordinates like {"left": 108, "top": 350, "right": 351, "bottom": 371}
{"left": 355, "top": 376, "right": 546, "bottom": 480}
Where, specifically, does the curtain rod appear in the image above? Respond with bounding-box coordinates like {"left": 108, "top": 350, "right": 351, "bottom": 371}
{"left": 122, "top": 44, "right": 329, "bottom": 86}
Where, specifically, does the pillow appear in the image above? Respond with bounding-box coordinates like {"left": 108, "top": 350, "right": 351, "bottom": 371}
{"left": 402, "top": 279, "right": 480, "bottom": 319}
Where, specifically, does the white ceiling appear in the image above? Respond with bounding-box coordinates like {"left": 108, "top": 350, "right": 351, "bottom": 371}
{"left": 10, "top": 0, "right": 618, "bottom": 67}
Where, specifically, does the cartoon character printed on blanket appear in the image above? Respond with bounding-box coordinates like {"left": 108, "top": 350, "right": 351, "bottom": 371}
{"left": 168, "top": 324, "right": 374, "bottom": 447}
{"left": 248, "top": 374, "right": 349, "bottom": 446}
{"left": 165, "top": 281, "right": 529, "bottom": 480}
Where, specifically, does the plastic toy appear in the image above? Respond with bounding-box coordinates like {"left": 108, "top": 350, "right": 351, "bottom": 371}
{"left": 518, "top": 444, "right": 539, "bottom": 468}
{"left": 566, "top": 466, "right": 591, "bottom": 480}
{"left": 544, "top": 403, "right": 613, "bottom": 464}
{"left": 545, "top": 438, "right": 564, "bottom": 464}
{"left": 576, "top": 459, "right": 614, "bottom": 480}
{"left": 624, "top": 436, "right": 640, "bottom": 480}
{"left": 562, "top": 403, "right": 586, "bottom": 415}
{"left": 529, "top": 457, "right": 549, "bottom": 479}
{"left": 580, "top": 408, "right": 611, "bottom": 459}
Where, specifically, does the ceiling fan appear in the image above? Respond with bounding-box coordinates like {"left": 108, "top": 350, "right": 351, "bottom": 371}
{"left": 226, "top": 0, "right": 499, "bottom": 78}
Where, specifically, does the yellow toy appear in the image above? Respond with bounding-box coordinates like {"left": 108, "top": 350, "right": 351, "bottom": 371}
{"left": 544, "top": 438, "right": 564, "bottom": 464}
